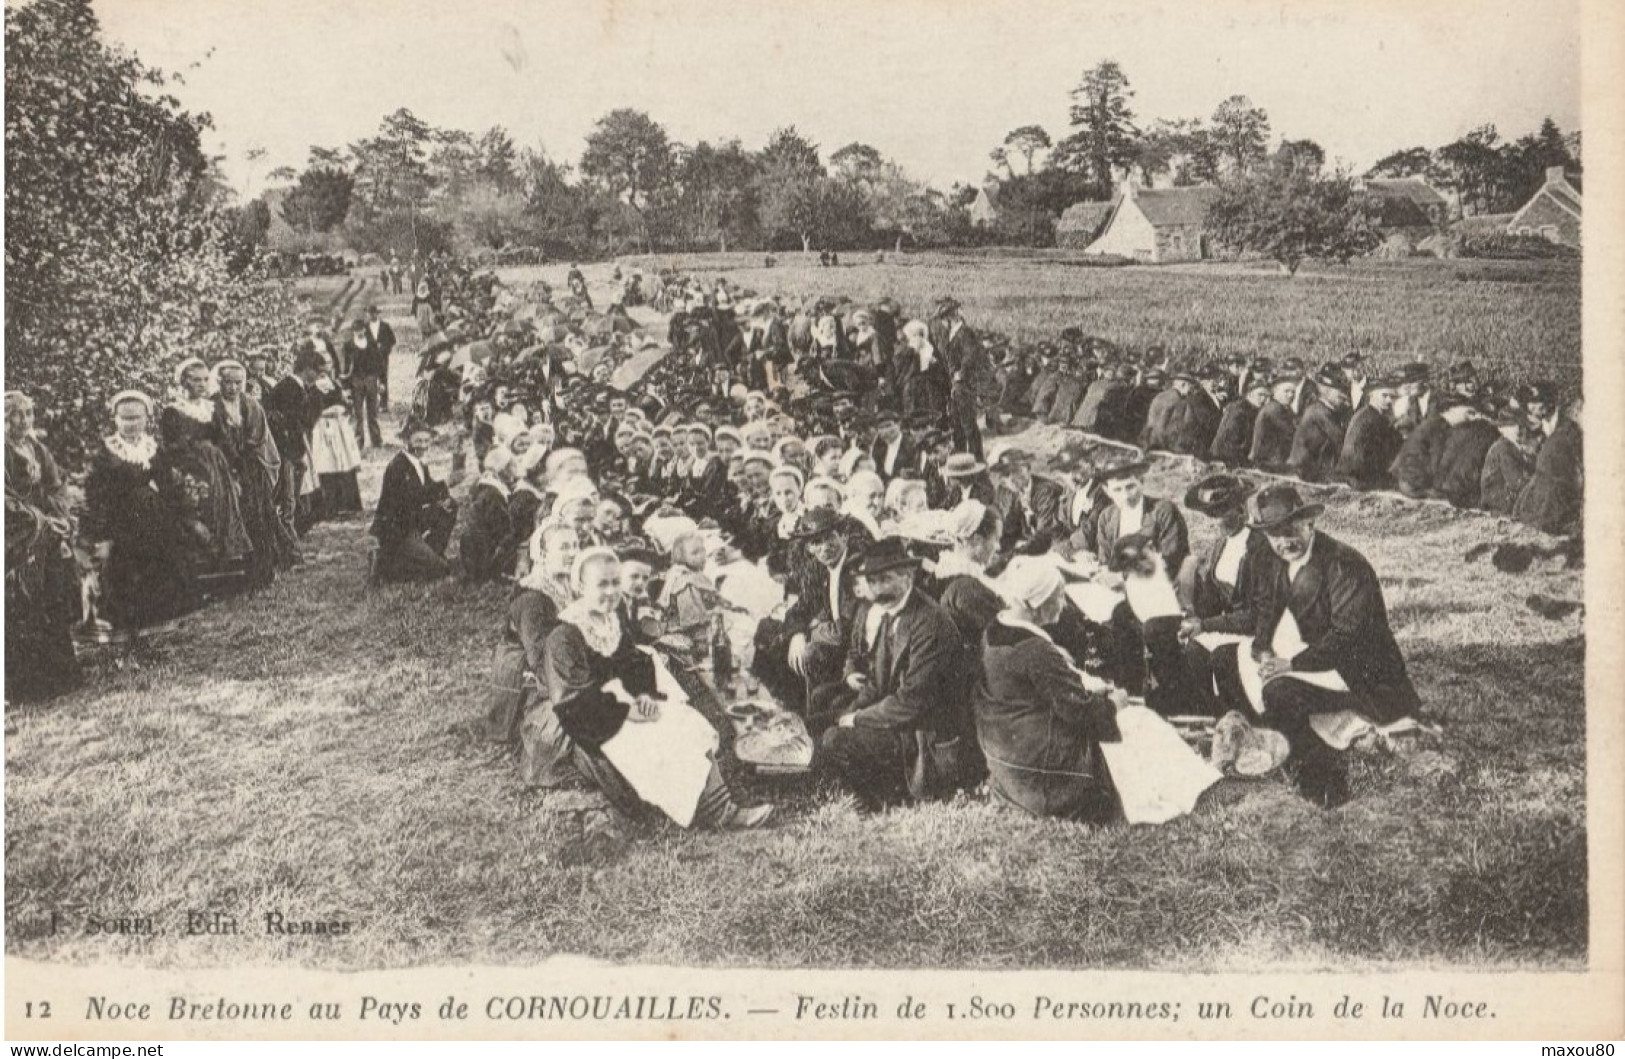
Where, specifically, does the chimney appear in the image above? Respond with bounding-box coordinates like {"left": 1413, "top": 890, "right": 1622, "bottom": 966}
{"left": 1546, "top": 165, "right": 1566, "bottom": 186}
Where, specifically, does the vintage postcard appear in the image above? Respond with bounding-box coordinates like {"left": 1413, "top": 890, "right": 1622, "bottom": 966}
{"left": 4, "top": 0, "right": 1621, "bottom": 1042}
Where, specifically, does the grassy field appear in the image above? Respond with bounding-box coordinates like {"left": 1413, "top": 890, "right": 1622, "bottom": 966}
{"left": 3, "top": 260, "right": 1587, "bottom": 971}
{"left": 620, "top": 251, "right": 1583, "bottom": 391}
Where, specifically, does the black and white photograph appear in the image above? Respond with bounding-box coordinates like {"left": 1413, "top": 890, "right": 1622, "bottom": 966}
{"left": 4, "top": 0, "right": 1621, "bottom": 1043}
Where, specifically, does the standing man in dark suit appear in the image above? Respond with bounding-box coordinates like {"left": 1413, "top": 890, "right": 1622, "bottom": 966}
{"left": 818, "top": 538, "right": 977, "bottom": 810}
{"left": 929, "top": 298, "right": 988, "bottom": 460}
{"left": 1288, "top": 368, "right": 1352, "bottom": 483}
{"left": 1210, "top": 376, "right": 1268, "bottom": 466}
{"left": 264, "top": 347, "right": 328, "bottom": 552}
{"left": 989, "top": 448, "right": 1068, "bottom": 555}
{"left": 363, "top": 303, "right": 396, "bottom": 408}
{"left": 370, "top": 417, "right": 458, "bottom": 582}
{"left": 348, "top": 314, "right": 390, "bottom": 450}
{"left": 1334, "top": 378, "right": 1402, "bottom": 491}
{"left": 1249, "top": 376, "right": 1300, "bottom": 472}
{"left": 1215, "top": 485, "right": 1421, "bottom": 807}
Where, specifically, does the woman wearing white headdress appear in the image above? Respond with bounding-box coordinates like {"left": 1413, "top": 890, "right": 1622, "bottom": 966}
{"left": 543, "top": 548, "right": 773, "bottom": 830}
{"left": 306, "top": 344, "right": 364, "bottom": 519}
{"left": 162, "top": 357, "right": 252, "bottom": 571}
{"left": 83, "top": 390, "right": 197, "bottom": 630}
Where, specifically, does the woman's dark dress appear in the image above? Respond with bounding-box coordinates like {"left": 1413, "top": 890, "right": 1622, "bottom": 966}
{"left": 5, "top": 436, "right": 82, "bottom": 698}
{"left": 82, "top": 444, "right": 196, "bottom": 630}
{"left": 160, "top": 405, "right": 252, "bottom": 571}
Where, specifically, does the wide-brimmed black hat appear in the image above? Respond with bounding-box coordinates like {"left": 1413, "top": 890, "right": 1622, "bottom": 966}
{"left": 1312, "top": 365, "right": 1348, "bottom": 389}
{"left": 855, "top": 537, "right": 922, "bottom": 576}
{"left": 1396, "top": 361, "right": 1432, "bottom": 384}
{"left": 1246, "top": 484, "right": 1324, "bottom": 532}
{"left": 1183, "top": 474, "right": 1253, "bottom": 516}
{"left": 932, "top": 296, "right": 962, "bottom": 318}
{"left": 989, "top": 448, "right": 1033, "bottom": 474}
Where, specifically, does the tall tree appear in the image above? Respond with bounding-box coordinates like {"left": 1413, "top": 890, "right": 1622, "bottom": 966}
{"left": 280, "top": 166, "right": 354, "bottom": 234}
{"left": 674, "top": 139, "right": 760, "bottom": 252}
{"left": 349, "top": 107, "right": 433, "bottom": 214}
{"left": 869, "top": 163, "right": 943, "bottom": 251}
{"left": 475, "top": 125, "right": 519, "bottom": 193}
{"left": 758, "top": 126, "right": 823, "bottom": 174}
{"left": 1210, "top": 95, "right": 1271, "bottom": 173}
{"left": 1002, "top": 125, "right": 1052, "bottom": 174}
{"left": 756, "top": 127, "right": 825, "bottom": 251}
{"left": 1053, "top": 60, "right": 1140, "bottom": 197}
{"left": 1134, "top": 117, "right": 1216, "bottom": 186}
{"left": 1275, "top": 138, "right": 1326, "bottom": 174}
{"left": 579, "top": 108, "right": 673, "bottom": 210}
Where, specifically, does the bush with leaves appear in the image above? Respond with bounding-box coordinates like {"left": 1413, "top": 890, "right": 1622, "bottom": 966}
{"left": 1207, "top": 160, "right": 1381, "bottom": 275}
{"left": 5, "top": 0, "right": 305, "bottom": 464}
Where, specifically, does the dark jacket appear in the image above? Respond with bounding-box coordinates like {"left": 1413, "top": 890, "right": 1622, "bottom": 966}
{"left": 869, "top": 433, "right": 918, "bottom": 481}
{"left": 1084, "top": 498, "right": 1189, "bottom": 575}
{"left": 846, "top": 589, "right": 975, "bottom": 796}
{"left": 1288, "top": 401, "right": 1349, "bottom": 483}
{"left": 264, "top": 376, "right": 322, "bottom": 463}
{"left": 459, "top": 480, "right": 516, "bottom": 583}
{"left": 993, "top": 475, "right": 1069, "bottom": 553}
{"left": 1208, "top": 399, "right": 1258, "bottom": 465}
{"left": 1390, "top": 412, "right": 1451, "bottom": 498}
{"left": 1478, "top": 436, "right": 1533, "bottom": 517}
{"left": 1249, "top": 399, "right": 1297, "bottom": 470}
{"left": 974, "top": 620, "right": 1121, "bottom": 821}
{"left": 1253, "top": 532, "right": 1420, "bottom": 723}
{"left": 1071, "top": 377, "right": 1130, "bottom": 437}
{"left": 1513, "top": 416, "right": 1583, "bottom": 535}
{"left": 1174, "top": 388, "right": 1224, "bottom": 457}
{"left": 1185, "top": 528, "right": 1273, "bottom": 632}
{"left": 371, "top": 451, "right": 450, "bottom": 548}
{"left": 1434, "top": 419, "right": 1502, "bottom": 509}
{"left": 1139, "top": 388, "right": 1185, "bottom": 451}
{"left": 1335, "top": 405, "right": 1403, "bottom": 491}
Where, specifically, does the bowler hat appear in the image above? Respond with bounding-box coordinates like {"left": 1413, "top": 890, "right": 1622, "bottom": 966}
{"left": 791, "top": 507, "right": 843, "bottom": 542}
{"left": 989, "top": 448, "right": 1034, "bottom": 474}
{"left": 855, "top": 537, "right": 921, "bottom": 576}
{"left": 1183, "top": 474, "right": 1252, "bottom": 516}
{"left": 932, "top": 296, "right": 962, "bottom": 319}
{"left": 1312, "top": 365, "right": 1347, "bottom": 389}
{"left": 1396, "top": 361, "right": 1431, "bottom": 384}
{"left": 940, "top": 452, "right": 987, "bottom": 478}
{"left": 1095, "top": 458, "right": 1149, "bottom": 481}
{"left": 1246, "top": 484, "right": 1324, "bottom": 532}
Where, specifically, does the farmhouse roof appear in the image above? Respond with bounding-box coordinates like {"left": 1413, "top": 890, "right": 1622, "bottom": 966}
{"left": 1056, "top": 200, "right": 1116, "bottom": 234}
{"left": 1130, "top": 186, "right": 1222, "bottom": 228}
{"left": 1507, "top": 167, "right": 1582, "bottom": 232}
{"left": 1363, "top": 177, "right": 1449, "bottom": 209}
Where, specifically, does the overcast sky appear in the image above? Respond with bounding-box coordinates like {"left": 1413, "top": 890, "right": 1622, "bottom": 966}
{"left": 95, "top": 0, "right": 1581, "bottom": 198}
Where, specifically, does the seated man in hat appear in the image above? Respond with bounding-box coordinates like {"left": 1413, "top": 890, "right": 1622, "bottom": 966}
{"left": 867, "top": 411, "right": 917, "bottom": 482}
{"left": 1390, "top": 392, "right": 1473, "bottom": 499}
{"left": 1212, "top": 485, "right": 1422, "bottom": 807}
{"left": 1071, "top": 361, "right": 1134, "bottom": 439}
{"left": 990, "top": 448, "right": 1069, "bottom": 556}
{"left": 936, "top": 451, "right": 997, "bottom": 509}
{"left": 1249, "top": 376, "right": 1300, "bottom": 472}
{"left": 1172, "top": 367, "right": 1228, "bottom": 458}
{"left": 1177, "top": 475, "right": 1274, "bottom": 714}
{"left": 754, "top": 508, "right": 871, "bottom": 712}
{"left": 1334, "top": 377, "right": 1403, "bottom": 491}
{"left": 371, "top": 417, "right": 459, "bottom": 582}
{"left": 1288, "top": 368, "right": 1353, "bottom": 484}
{"left": 1139, "top": 372, "right": 1189, "bottom": 452}
{"left": 1433, "top": 401, "right": 1503, "bottom": 509}
{"left": 1071, "top": 459, "right": 1190, "bottom": 696}
{"left": 1209, "top": 376, "right": 1268, "bottom": 466}
{"left": 1513, "top": 394, "right": 1583, "bottom": 536}
{"left": 818, "top": 538, "right": 979, "bottom": 810}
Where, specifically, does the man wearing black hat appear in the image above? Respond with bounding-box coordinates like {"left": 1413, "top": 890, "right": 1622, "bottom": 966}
{"left": 1177, "top": 475, "right": 1273, "bottom": 714}
{"left": 1249, "top": 376, "right": 1300, "bottom": 472}
{"left": 1287, "top": 368, "right": 1352, "bottom": 483}
{"left": 1433, "top": 402, "right": 1502, "bottom": 508}
{"left": 868, "top": 412, "right": 917, "bottom": 481}
{"left": 1070, "top": 360, "right": 1131, "bottom": 438}
{"left": 818, "top": 538, "right": 977, "bottom": 810}
{"left": 1334, "top": 378, "right": 1403, "bottom": 491}
{"left": 1214, "top": 484, "right": 1421, "bottom": 807}
{"left": 1173, "top": 367, "right": 1228, "bottom": 457}
{"left": 1210, "top": 376, "right": 1268, "bottom": 466}
{"left": 371, "top": 418, "right": 458, "bottom": 582}
{"left": 1513, "top": 394, "right": 1583, "bottom": 535}
{"left": 754, "top": 508, "right": 871, "bottom": 711}
{"left": 1392, "top": 362, "right": 1434, "bottom": 433}
{"left": 990, "top": 448, "right": 1069, "bottom": 555}
{"left": 1479, "top": 407, "right": 1537, "bottom": 517}
{"left": 1139, "top": 372, "right": 1189, "bottom": 452}
{"left": 1390, "top": 392, "right": 1469, "bottom": 498}
{"left": 929, "top": 298, "right": 989, "bottom": 460}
